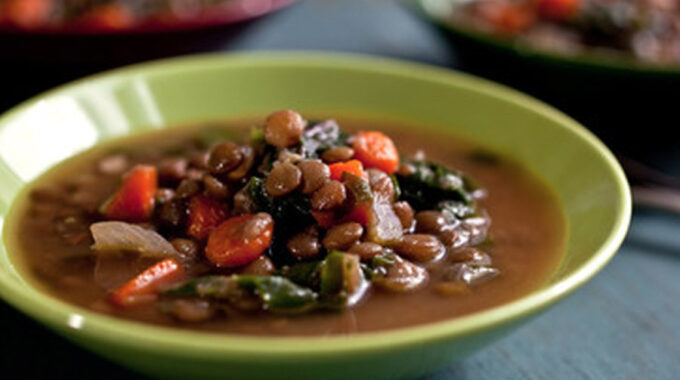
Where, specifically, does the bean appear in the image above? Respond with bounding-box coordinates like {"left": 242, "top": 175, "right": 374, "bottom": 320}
{"left": 169, "top": 299, "right": 215, "bottom": 323}
{"left": 266, "top": 162, "right": 301, "bottom": 197}
{"left": 349, "top": 242, "right": 383, "bottom": 260}
{"left": 393, "top": 201, "right": 414, "bottom": 230}
{"left": 367, "top": 168, "right": 394, "bottom": 200}
{"left": 448, "top": 247, "right": 492, "bottom": 266}
{"left": 264, "top": 110, "right": 305, "bottom": 148}
{"left": 189, "top": 151, "right": 210, "bottom": 170}
{"left": 439, "top": 229, "right": 458, "bottom": 247}
{"left": 396, "top": 163, "right": 416, "bottom": 176}
{"left": 240, "top": 256, "right": 275, "bottom": 276}
{"left": 311, "top": 180, "right": 346, "bottom": 211}
{"left": 176, "top": 178, "right": 202, "bottom": 199}
{"left": 159, "top": 199, "right": 186, "bottom": 229}
{"left": 170, "top": 238, "right": 199, "bottom": 258}
{"left": 208, "top": 141, "right": 243, "bottom": 174}
{"left": 203, "top": 175, "right": 230, "bottom": 199}
{"left": 227, "top": 146, "right": 255, "bottom": 181}
{"left": 323, "top": 222, "right": 363, "bottom": 251}
{"left": 298, "top": 159, "right": 330, "bottom": 194}
{"left": 415, "top": 211, "right": 447, "bottom": 234}
{"left": 278, "top": 150, "right": 303, "bottom": 164}
{"left": 394, "top": 234, "right": 445, "bottom": 262}
{"left": 374, "top": 254, "right": 428, "bottom": 292}
{"left": 287, "top": 226, "right": 321, "bottom": 259}
{"left": 158, "top": 157, "right": 188, "bottom": 183}
{"left": 233, "top": 186, "right": 256, "bottom": 215}
{"left": 321, "top": 146, "right": 355, "bottom": 163}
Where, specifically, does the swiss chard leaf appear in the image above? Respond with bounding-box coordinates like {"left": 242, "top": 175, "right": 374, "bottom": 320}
{"left": 396, "top": 159, "right": 477, "bottom": 211}
{"left": 165, "top": 275, "right": 318, "bottom": 314}
{"left": 300, "top": 120, "right": 349, "bottom": 158}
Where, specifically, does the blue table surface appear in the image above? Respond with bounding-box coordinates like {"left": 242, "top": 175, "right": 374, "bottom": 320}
{"left": 2, "top": 1, "right": 679, "bottom": 378}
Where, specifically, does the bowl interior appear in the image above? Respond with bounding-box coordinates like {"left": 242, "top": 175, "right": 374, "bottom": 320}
{"left": 0, "top": 53, "right": 629, "bottom": 356}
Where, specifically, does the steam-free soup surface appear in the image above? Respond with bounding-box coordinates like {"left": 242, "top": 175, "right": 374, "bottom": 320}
{"left": 8, "top": 119, "right": 565, "bottom": 336}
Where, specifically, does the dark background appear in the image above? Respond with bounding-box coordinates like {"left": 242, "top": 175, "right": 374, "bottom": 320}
{"left": 1, "top": 1, "right": 678, "bottom": 378}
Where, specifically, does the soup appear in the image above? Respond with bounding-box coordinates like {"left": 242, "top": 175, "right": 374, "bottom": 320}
{"left": 6, "top": 111, "right": 566, "bottom": 336}
{"left": 451, "top": 0, "right": 680, "bottom": 65}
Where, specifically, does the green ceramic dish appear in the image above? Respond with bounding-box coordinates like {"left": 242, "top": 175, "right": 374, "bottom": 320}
{"left": 410, "top": 0, "right": 680, "bottom": 77}
{"left": 0, "top": 53, "right": 630, "bottom": 379}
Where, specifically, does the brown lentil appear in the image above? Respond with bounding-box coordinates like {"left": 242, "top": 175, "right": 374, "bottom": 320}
{"left": 394, "top": 234, "right": 445, "bottom": 262}
{"left": 321, "top": 146, "right": 355, "bottom": 163}
{"left": 439, "top": 229, "right": 459, "bottom": 246}
{"left": 168, "top": 299, "right": 215, "bottom": 323}
{"left": 266, "top": 162, "right": 302, "bottom": 197}
{"left": 157, "top": 157, "right": 188, "bottom": 183}
{"left": 240, "top": 256, "right": 276, "bottom": 276}
{"left": 393, "top": 201, "right": 414, "bottom": 230}
{"left": 227, "top": 146, "right": 255, "bottom": 181}
{"left": 396, "top": 162, "right": 416, "bottom": 176}
{"left": 175, "top": 178, "right": 202, "bottom": 199}
{"left": 323, "top": 222, "right": 364, "bottom": 251}
{"left": 154, "top": 188, "right": 175, "bottom": 204}
{"left": 349, "top": 242, "right": 383, "bottom": 260}
{"left": 203, "top": 175, "right": 230, "bottom": 199}
{"left": 287, "top": 226, "right": 321, "bottom": 259}
{"left": 311, "top": 180, "right": 346, "bottom": 211}
{"left": 298, "top": 159, "right": 330, "bottom": 194}
{"left": 170, "top": 238, "right": 199, "bottom": 258}
{"left": 415, "top": 211, "right": 448, "bottom": 234}
{"left": 208, "top": 141, "right": 243, "bottom": 174}
{"left": 159, "top": 199, "right": 186, "bottom": 229}
{"left": 189, "top": 151, "right": 210, "bottom": 170}
{"left": 264, "top": 110, "right": 305, "bottom": 148}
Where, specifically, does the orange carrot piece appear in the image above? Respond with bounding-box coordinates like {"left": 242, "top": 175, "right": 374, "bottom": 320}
{"left": 103, "top": 165, "right": 158, "bottom": 222}
{"left": 109, "top": 258, "right": 183, "bottom": 308}
{"left": 351, "top": 131, "right": 399, "bottom": 174}
{"left": 328, "top": 160, "right": 367, "bottom": 181}
{"left": 205, "top": 214, "right": 274, "bottom": 268}
{"left": 186, "top": 195, "right": 228, "bottom": 240}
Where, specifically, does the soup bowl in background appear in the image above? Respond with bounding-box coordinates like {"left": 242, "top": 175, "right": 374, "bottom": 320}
{"left": 408, "top": 0, "right": 680, "bottom": 153}
{"left": 0, "top": 53, "right": 630, "bottom": 379}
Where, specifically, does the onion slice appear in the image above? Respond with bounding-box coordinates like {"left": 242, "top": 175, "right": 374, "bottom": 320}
{"left": 90, "top": 221, "right": 180, "bottom": 259}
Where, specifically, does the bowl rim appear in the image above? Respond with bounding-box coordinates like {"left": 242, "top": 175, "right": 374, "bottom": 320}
{"left": 0, "top": 52, "right": 631, "bottom": 358}
{"left": 0, "top": 0, "right": 296, "bottom": 36}
{"left": 409, "top": 0, "right": 680, "bottom": 77}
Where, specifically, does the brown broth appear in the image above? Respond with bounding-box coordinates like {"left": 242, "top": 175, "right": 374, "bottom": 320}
{"left": 6, "top": 119, "right": 566, "bottom": 336}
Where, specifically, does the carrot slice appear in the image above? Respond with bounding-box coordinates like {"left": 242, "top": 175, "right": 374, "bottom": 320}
{"left": 351, "top": 131, "right": 399, "bottom": 174}
{"left": 205, "top": 213, "right": 274, "bottom": 268}
{"left": 102, "top": 165, "right": 158, "bottom": 222}
{"left": 186, "top": 195, "right": 228, "bottom": 240}
{"left": 110, "top": 258, "right": 183, "bottom": 308}
{"left": 328, "top": 160, "right": 367, "bottom": 181}
{"left": 4, "top": 0, "right": 52, "bottom": 28}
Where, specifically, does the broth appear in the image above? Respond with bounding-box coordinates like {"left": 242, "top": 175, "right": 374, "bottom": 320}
{"left": 6, "top": 118, "right": 566, "bottom": 336}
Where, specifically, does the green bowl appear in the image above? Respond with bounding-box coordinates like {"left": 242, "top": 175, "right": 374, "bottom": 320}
{"left": 0, "top": 53, "right": 630, "bottom": 379}
{"left": 410, "top": 0, "right": 680, "bottom": 76}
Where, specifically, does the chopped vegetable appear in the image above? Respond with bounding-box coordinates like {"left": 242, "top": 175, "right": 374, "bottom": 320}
{"left": 397, "top": 160, "right": 474, "bottom": 211}
{"left": 205, "top": 213, "right": 274, "bottom": 268}
{"left": 167, "top": 275, "right": 318, "bottom": 313}
{"left": 328, "top": 160, "right": 367, "bottom": 181}
{"left": 186, "top": 195, "right": 228, "bottom": 240}
{"left": 101, "top": 165, "right": 157, "bottom": 222}
{"left": 319, "top": 251, "right": 368, "bottom": 307}
{"left": 90, "top": 221, "right": 181, "bottom": 259}
{"left": 301, "top": 120, "right": 349, "bottom": 158}
{"left": 351, "top": 131, "right": 400, "bottom": 174}
{"left": 110, "top": 258, "right": 184, "bottom": 308}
